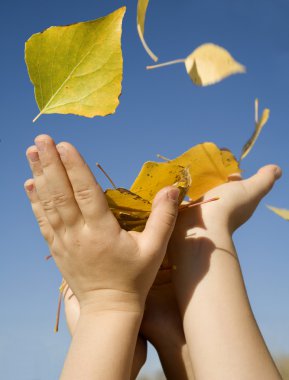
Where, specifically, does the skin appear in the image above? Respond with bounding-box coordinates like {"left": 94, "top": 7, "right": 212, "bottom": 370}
{"left": 63, "top": 263, "right": 194, "bottom": 379}
{"left": 25, "top": 135, "right": 282, "bottom": 379}
{"left": 63, "top": 287, "right": 147, "bottom": 380}
{"left": 140, "top": 267, "right": 195, "bottom": 379}
{"left": 24, "top": 134, "right": 180, "bottom": 380}
{"left": 168, "top": 165, "right": 283, "bottom": 380}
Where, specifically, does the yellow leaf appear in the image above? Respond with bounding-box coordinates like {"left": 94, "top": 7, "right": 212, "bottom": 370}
{"left": 170, "top": 143, "right": 241, "bottom": 200}
{"left": 240, "top": 99, "right": 270, "bottom": 160}
{"left": 184, "top": 44, "right": 245, "bottom": 86}
{"left": 105, "top": 188, "right": 151, "bottom": 231}
{"left": 267, "top": 206, "right": 289, "bottom": 221}
{"left": 221, "top": 148, "right": 241, "bottom": 173}
{"left": 25, "top": 7, "right": 125, "bottom": 122}
{"left": 106, "top": 165, "right": 191, "bottom": 232}
{"left": 105, "top": 188, "right": 152, "bottom": 213}
{"left": 130, "top": 163, "right": 191, "bottom": 202}
{"left": 137, "top": 0, "right": 158, "bottom": 62}
{"left": 147, "top": 43, "right": 245, "bottom": 86}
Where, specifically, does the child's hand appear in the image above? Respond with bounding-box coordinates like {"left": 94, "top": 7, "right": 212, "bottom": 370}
{"left": 25, "top": 134, "right": 181, "bottom": 379}
{"left": 25, "top": 135, "right": 180, "bottom": 314}
{"left": 173, "top": 165, "right": 282, "bottom": 239}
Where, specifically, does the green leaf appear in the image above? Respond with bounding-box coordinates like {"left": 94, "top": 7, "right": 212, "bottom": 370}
{"left": 25, "top": 7, "right": 126, "bottom": 122}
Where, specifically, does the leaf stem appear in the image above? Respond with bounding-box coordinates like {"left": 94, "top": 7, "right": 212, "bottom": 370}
{"left": 54, "top": 291, "right": 62, "bottom": 333}
{"left": 33, "top": 111, "right": 43, "bottom": 123}
{"left": 157, "top": 154, "right": 171, "bottom": 162}
{"left": 255, "top": 98, "right": 259, "bottom": 124}
{"left": 146, "top": 58, "right": 186, "bottom": 70}
{"left": 137, "top": 25, "right": 158, "bottom": 62}
{"left": 96, "top": 163, "right": 117, "bottom": 189}
{"left": 179, "top": 197, "right": 219, "bottom": 211}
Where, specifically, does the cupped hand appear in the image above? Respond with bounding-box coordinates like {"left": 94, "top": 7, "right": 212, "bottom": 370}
{"left": 24, "top": 135, "right": 180, "bottom": 313}
{"left": 168, "top": 164, "right": 282, "bottom": 316}
{"left": 172, "top": 165, "right": 282, "bottom": 239}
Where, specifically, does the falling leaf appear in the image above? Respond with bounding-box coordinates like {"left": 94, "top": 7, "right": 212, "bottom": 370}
{"left": 240, "top": 99, "right": 270, "bottom": 160}
{"left": 137, "top": 0, "right": 158, "bottom": 62}
{"left": 170, "top": 143, "right": 241, "bottom": 200}
{"left": 25, "top": 7, "right": 126, "bottom": 122}
{"left": 147, "top": 43, "right": 245, "bottom": 86}
{"left": 267, "top": 206, "right": 289, "bottom": 221}
{"left": 185, "top": 44, "right": 246, "bottom": 86}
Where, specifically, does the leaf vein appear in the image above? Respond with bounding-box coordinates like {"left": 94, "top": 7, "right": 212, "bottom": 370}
{"left": 45, "top": 74, "right": 120, "bottom": 110}
{"left": 40, "top": 17, "right": 117, "bottom": 114}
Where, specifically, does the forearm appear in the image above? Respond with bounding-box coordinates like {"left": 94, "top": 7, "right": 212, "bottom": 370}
{"left": 61, "top": 309, "right": 142, "bottom": 380}
{"left": 155, "top": 339, "right": 195, "bottom": 380}
{"left": 173, "top": 227, "right": 281, "bottom": 380}
{"left": 130, "top": 336, "right": 147, "bottom": 380}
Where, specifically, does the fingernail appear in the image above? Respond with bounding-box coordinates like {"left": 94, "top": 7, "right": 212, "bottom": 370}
{"left": 28, "top": 151, "right": 39, "bottom": 162}
{"left": 167, "top": 188, "right": 180, "bottom": 202}
{"left": 274, "top": 166, "right": 282, "bottom": 180}
{"left": 26, "top": 183, "right": 34, "bottom": 192}
{"left": 35, "top": 139, "right": 46, "bottom": 152}
{"left": 56, "top": 144, "right": 66, "bottom": 157}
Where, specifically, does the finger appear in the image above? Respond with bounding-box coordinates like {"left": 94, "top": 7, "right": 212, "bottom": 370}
{"left": 141, "top": 187, "right": 179, "bottom": 255}
{"left": 24, "top": 179, "right": 54, "bottom": 244}
{"left": 26, "top": 146, "right": 63, "bottom": 231}
{"left": 34, "top": 135, "right": 82, "bottom": 227}
{"left": 55, "top": 142, "right": 116, "bottom": 226}
{"left": 243, "top": 165, "right": 282, "bottom": 201}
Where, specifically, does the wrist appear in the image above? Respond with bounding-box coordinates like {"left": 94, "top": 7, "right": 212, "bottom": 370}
{"left": 63, "top": 295, "right": 143, "bottom": 380}
{"left": 189, "top": 223, "right": 232, "bottom": 244}
{"left": 175, "top": 224, "right": 234, "bottom": 257}
{"left": 78, "top": 288, "right": 145, "bottom": 317}
{"left": 170, "top": 227, "right": 236, "bottom": 307}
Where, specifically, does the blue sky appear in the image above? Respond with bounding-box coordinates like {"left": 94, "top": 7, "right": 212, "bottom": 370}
{"left": 1, "top": 0, "right": 289, "bottom": 378}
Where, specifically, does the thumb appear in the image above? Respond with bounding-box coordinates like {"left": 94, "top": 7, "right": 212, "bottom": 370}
{"left": 141, "top": 186, "right": 180, "bottom": 254}
{"left": 242, "top": 165, "right": 282, "bottom": 202}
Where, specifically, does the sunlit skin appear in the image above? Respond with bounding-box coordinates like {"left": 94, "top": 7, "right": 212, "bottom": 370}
{"left": 25, "top": 134, "right": 180, "bottom": 380}
{"left": 63, "top": 165, "right": 283, "bottom": 380}
{"left": 25, "top": 134, "right": 282, "bottom": 380}
{"left": 64, "top": 267, "right": 195, "bottom": 380}
{"left": 168, "top": 165, "right": 283, "bottom": 380}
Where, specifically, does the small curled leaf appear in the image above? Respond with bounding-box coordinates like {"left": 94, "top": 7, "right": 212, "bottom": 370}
{"left": 240, "top": 99, "right": 270, "bottom": 161}
{"left": 147, "top": 43, "right": 245, "bottom": 87}
{"left": 137, "top": 0, "right": 158, "bottom": 62}
{"left": 184, "top": 43, "right": 245, "bottom": 86}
